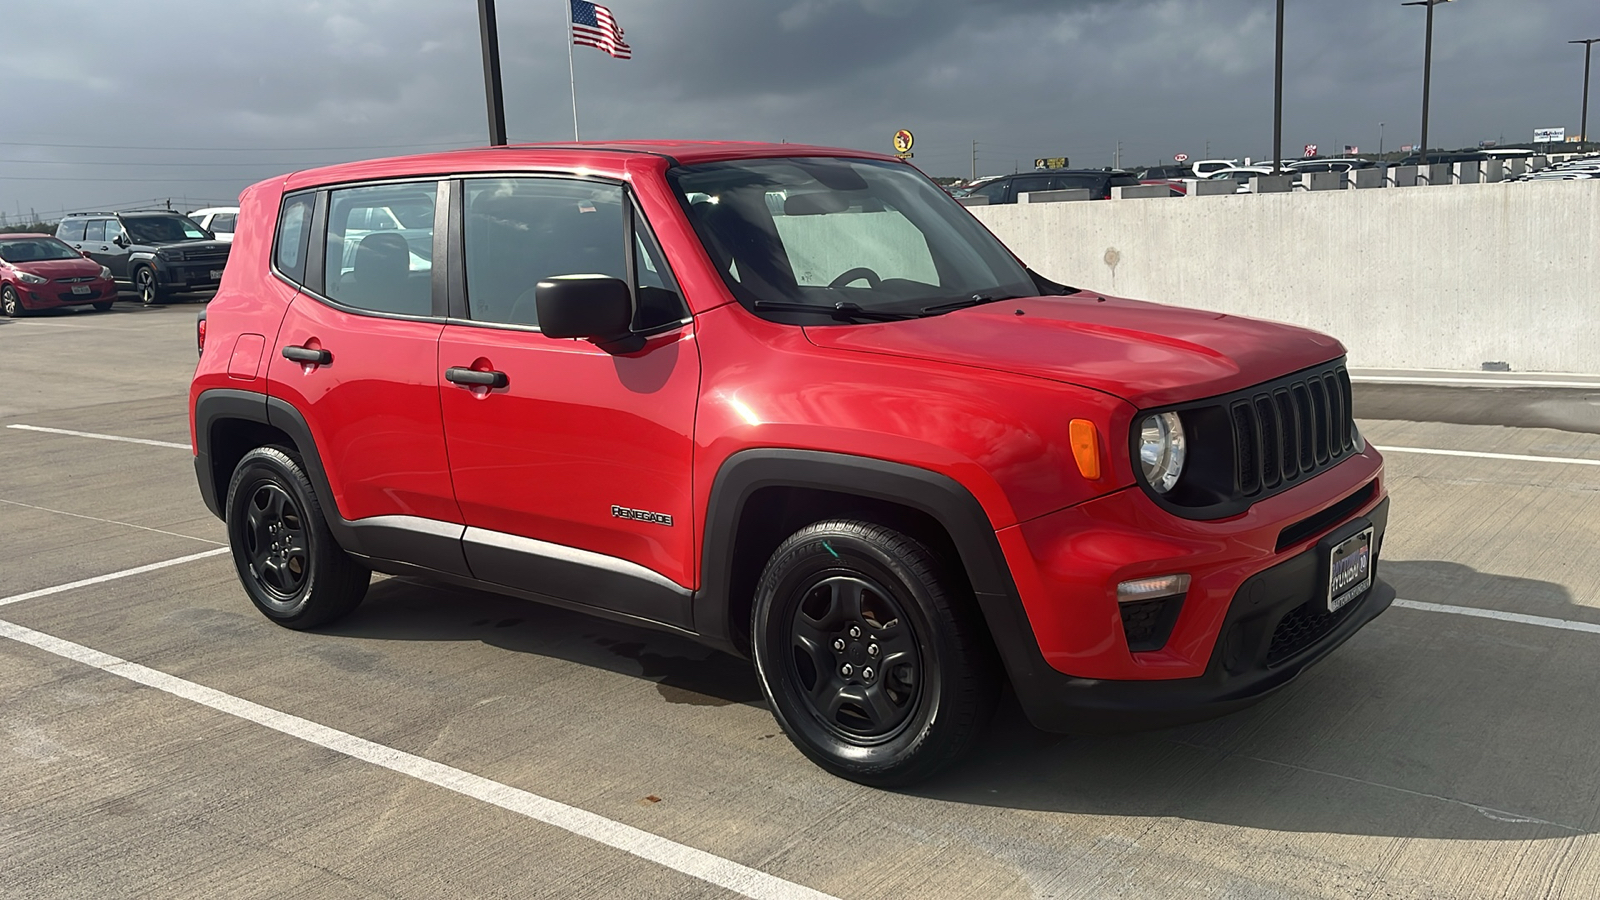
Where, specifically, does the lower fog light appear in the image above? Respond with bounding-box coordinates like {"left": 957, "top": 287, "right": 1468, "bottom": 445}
{"left": 1117, "top": 573, "right": 1191, "bottom": 603}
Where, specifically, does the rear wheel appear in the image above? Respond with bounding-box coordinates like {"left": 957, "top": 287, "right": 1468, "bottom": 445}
{"left": 2, "top": 286, "right": 27, "bottom": 318}
{"left": 225, "top": 447, "right": 369, "bottom": 629}
{"left": 751, "top": 520, "right": 1000, "bottom": 786}
{"left": 135, "top": 266, "right": 165, "bottom": 306}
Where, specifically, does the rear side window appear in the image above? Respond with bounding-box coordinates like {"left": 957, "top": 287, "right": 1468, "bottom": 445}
{"left": 323, "top": 182, "right": 436, "bottom": 317}
{"left": 84, "top": 220, "right": 107, "bottom": 242}
{"left": 58, "top": 220, "right": 87, "bottom": 242}
{"left": 274, "top": 193, "right": 315, "bottom": 284}
{"left": 211, "top": 213, "right": 237, "bottom": 233}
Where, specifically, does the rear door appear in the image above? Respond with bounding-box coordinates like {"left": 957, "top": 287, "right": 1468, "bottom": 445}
{"left": 265, "top": 180, "right": 466, "bottom": 572}
{"left": 436, "top": 175, "right": 699, "bottom": 626}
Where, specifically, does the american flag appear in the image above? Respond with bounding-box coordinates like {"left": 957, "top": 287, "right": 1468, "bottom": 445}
{"left": 571, "top": 0, "right": 631, "bottom": 59}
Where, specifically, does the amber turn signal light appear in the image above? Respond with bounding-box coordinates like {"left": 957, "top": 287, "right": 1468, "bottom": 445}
{"left": 1069, "top": 419, "right": 1101, "bottom": 481}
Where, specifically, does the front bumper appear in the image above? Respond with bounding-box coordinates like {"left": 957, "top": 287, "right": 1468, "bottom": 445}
{"left": 17, "top": 281, "right": 117, "bottom": 309}
{"left": 999, "top": 500, "right": 1391, "bottom": 733}
{"left": 981, "top": 447, "right": 1391, "bottom": 733}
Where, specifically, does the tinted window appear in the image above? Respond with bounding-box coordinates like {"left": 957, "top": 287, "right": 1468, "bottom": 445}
{"left": 84, "top": 220, "right": 107, "bottom": 242}
{"left": 461, "top": 177, "right": 627, "bottom": 327}
{"left": 0, "top": 238, "right": 83, "bottom": 263}
{"left": 970, "top": 180, "right": 1009, "bottom": 204}
{"left": 274, "top": 193, "right": 314, "bottom": 282}
{"left": 58, "top": 220, "right": 87, "bottom": 242}
{"left": 123, "top": 215, "right": 208, "bottom": 243}
{"left": 211, "top": 213, "right": 236, "bottom": 233}
{"left": 324, "top": 183, "right": 436, "bottom": 316}
{"left": 1011, "top": 176, "right": 1053, "bottom": 196}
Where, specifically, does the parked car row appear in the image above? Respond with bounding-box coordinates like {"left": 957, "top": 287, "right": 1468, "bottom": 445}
{"left": 55, "top": 209, "right": 232, "bottom": 306}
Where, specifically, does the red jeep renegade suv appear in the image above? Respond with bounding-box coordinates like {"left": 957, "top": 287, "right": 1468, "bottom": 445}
{"left": 190, "top": 143, "right": 1390, "bottom": 785}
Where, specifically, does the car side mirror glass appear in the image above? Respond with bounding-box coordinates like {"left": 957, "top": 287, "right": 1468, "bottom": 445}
{"left": 534, "top": 275, "right": 641, "bottom": 353}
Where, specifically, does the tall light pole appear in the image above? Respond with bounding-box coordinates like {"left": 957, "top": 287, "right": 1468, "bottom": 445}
{"left": 477, "top": 0, "right": 508, "bottom": 146}
{"left": 1273, "top": 0, "right": 1285, "bottom": 175}
{"left": 1402, "top": 0, "right": 1455, "bottom": 169}
{"left": 1574, "top": 39, "right": 1599, "bottom": 144}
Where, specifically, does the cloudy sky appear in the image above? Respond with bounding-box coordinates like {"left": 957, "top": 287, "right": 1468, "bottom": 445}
{"left": 0, "top": 0, "right": 1593, "bottom": 220}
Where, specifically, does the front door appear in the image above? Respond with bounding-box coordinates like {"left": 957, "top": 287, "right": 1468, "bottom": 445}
{"left": 436, "top": 176, "right": 699, "bottom": 627}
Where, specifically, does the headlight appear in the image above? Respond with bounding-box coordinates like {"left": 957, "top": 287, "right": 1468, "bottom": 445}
{"left": 17, "top": 271, "right": 48, "bottom": 285}
{"left": 1138, "top": 412, "right": 1186, "bottom": 493}
{"left": 99, "top": 266, "right": 113, "bottom": 279}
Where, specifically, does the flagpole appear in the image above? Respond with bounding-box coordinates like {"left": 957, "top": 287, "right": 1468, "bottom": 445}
{"left": 566, "top": 0, "right": 580, "bottom": 141}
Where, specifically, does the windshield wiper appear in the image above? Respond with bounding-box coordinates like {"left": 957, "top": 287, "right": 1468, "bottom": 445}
{"left": 919, "top": 293, "right": 1016, "bottom": 314}
{"left": 752, "top": 300, "right": 919, "bottom": 322}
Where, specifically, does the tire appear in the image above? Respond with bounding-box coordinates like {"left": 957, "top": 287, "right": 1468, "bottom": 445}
{"left": 225, "top": 446, "right": 370, "bottom": 629}
{"left": 92, "top": 301, "right": 114, "bottom": 312}
{"left": 2, "top": 285, "right": 27, "bottom": 318}
{"left": 134, "top": 266, "right": 165, "bottom": 306}
{"left": 751, "top": 520, "right": 1001, "bottom": 786}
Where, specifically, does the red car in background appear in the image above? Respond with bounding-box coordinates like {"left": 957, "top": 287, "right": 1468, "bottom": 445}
{"left": 0, "top": 234, "right": 118, "bottom": 317}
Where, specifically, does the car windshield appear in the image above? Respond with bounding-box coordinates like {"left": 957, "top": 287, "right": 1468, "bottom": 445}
{"left": 669, "top": 157, "right": 1034, "bottom": 317}
{"left": 0, "top": 237, "right": 83, "bottom": 263}
{"left": 122, "top": 215, "right": 210, "bottom": 243}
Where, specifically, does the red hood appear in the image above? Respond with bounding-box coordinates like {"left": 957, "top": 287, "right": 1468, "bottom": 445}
{"left": 803, "top": 293, "right": 1345, "bottom": 408}
{"left": 6, "top": 257, "right": 103, "bottom": 279}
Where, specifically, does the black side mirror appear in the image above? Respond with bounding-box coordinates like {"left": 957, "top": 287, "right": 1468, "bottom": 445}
{"left": 535, "top": 274, "right": 642, "bottom": 353}
{"left": 113, "top": 234, "right": 128, "bottom": 248}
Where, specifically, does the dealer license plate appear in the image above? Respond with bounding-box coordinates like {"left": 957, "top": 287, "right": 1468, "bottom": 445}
{"left": 1327, "top": 527, "right": 1374, "bottom": 613}
{"left": 71, "top": 285, "right": 91, "bottom": 295}
{"left": 210, "top": 269, "right": 225, "bottom": 280}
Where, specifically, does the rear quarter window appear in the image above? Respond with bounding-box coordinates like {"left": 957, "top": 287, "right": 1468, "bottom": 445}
{"left": 274, "top": 192, "right": 316, "bottom": 285}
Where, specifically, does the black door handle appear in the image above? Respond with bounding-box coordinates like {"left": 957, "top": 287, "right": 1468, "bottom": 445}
{"left": 445, "top": 367, "right": 508, "bottom": 389}
{"left": 282, "top": 346, "right": 332, "bottom": 365}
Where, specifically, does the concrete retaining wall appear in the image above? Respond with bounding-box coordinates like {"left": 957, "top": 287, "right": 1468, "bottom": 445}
{"left": 969, "top": 180, "right": 1600, "bottom": 373}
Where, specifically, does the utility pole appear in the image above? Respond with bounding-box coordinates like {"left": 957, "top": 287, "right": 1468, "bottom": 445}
{"left": 1403, "top": 0, "right": 1455, "bottom": 169}
{"left": 971, "top": 140, "right": 977, "bottom": 181}
{"left": 1273, "top": 0, "right": 1285, "bottom": 174}
{"left": 1573, "top": 39, "right": 1599, "bottom": 143}
{"left": 477, "top": 0, "right": 509, "bottom": 146}
{"left": 1379, "top": 122, "right": 1386, "bottom": 159}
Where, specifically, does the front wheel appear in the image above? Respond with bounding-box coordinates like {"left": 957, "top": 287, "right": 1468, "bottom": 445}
{"left": 751, "top": 520, "right": 1000, "bottom": 786}
{"left": 134, "top": 267, "right": 165, "bottom": 306}
{"left": 225, "top": 447, "right": 370, "bottom": 629}
{"left": 2, "top": 286, "right": 27, "bottom": 318}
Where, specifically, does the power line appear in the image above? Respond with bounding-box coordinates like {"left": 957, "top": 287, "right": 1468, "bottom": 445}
{"left": 0, "top": 138, "right": 480, "bottom": 153}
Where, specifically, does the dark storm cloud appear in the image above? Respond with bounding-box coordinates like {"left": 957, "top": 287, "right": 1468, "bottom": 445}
{"left": 0, "top": 0, "right": 1594, "bottom": 216}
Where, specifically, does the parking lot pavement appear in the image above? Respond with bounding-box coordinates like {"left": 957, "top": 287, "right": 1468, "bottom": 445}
{"left": 5, "top": 309, "right": 1600, "bottom": 898}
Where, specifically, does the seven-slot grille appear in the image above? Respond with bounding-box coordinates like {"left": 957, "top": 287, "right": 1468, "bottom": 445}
{"left": 1228, "top": 364, "right": 1355, "bottom": 496}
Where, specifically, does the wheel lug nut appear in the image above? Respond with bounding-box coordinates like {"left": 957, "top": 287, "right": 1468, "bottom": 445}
{"left": 868, "top": 644, "right": 879, "bottom": 657}
{"left": 832, "top": 638, "right": 846, "bottom": 652}
{"left": 863, "top": 667, "right": 874, "bottom": 680}
{"left": 848, "top": 625, "right": 861, "bottom": 638}
{"left": 841, "top": 664, "right": 853, "bottom": 676}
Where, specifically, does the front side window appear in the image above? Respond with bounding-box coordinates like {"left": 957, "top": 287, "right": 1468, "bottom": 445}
{"left": 104, "top": 220, "right": 122, "bottom": 242}
{"left": 670, "top": 157, "right": 1034, "bottom": 319}
{"left": 324, "top": 182, "right": 436, "bottom": 316}
{"left": 460, "top": 177, "right": 682, "bottom": 330}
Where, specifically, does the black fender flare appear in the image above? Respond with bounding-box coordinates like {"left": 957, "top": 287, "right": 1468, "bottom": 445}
{"left": 692, "top": 448, "right": 1064, "bottom": 717}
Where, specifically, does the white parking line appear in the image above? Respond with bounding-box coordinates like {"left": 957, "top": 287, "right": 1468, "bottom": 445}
{"left": 6, "top": 423, "right": 189, "bottom": 450}
{"left": 0, "top": 499, "right": 223, "bottom": 547}
{"left": 1395, "top": 599, "right": 1600, "bottom": 635}
{"left": 0, "top": 559, "right": 838, "bottom": 900}
{"left": 0, "top": 548, "right": 230, "bottom": 608}
{"left": 1374, "top": 445, "right": 1600, "bottom": 467}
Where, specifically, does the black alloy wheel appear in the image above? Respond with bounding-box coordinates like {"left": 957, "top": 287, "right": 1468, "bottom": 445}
{"left": 225, "top": 447, "right": 369, "bottom": 629}
{"left": 1, "top": 286, "right": 26, "bottom": 318}
{"left": 752, "top": 520, "right": 1000, "bottom": 786}
{"left": 135, "top": 267, "right": 163, "bottom": 306}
